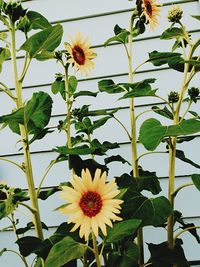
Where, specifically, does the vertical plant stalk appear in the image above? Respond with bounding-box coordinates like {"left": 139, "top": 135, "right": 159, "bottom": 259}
{"left": 92, "top": 232, "right": 101, "bottom": 267}
{"left": 64, "top": 66, "right": 72, "bottom": 148}
{"left": 167, "top": 43, "right": 191, "bottom": 249}
{"left": 10, "top": 22, "right": 43, "bottom": 240}
{"left": 128, "top": 13, "right": 144, "bottom": 265}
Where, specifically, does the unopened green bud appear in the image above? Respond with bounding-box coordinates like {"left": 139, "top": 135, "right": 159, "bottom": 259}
{"left": 168, "top": 91, "right": 179, "bottom": 103}
{"left": 3, "top": 1, "right": 27, "bottom": 23}
{"left": 168, "top": 5, "right": 183, "bottom": 23}
{"left": 188, "top": 87, "right": 199, "bottom": 103}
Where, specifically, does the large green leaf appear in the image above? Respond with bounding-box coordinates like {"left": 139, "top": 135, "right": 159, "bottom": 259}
{"left": 0, "top": 92, "right": 53, "bottom": 136}
{"left": 139, "top": 118, "right": 200, "bottom": 151}
{"left": 16, "top": 236, "right": 42, "bottom": 257}
{"left": 105, "top": 219, "right": 141, "bottom": 243}
{"left": 20, "top": 24, "right": 63, "bottom": 58}
{"left": 44, "top": 237, "right": 86, "bottom": 267}
{"left": 27, "top": 10, "right": 51, "bottom": 30}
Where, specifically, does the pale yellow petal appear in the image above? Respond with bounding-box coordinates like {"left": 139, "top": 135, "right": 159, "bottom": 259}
{"left": 60, "top": 186, "right": 81, "bottom": 202}
{"left": 91, "top": 217, "right": 99, "bottom": 237}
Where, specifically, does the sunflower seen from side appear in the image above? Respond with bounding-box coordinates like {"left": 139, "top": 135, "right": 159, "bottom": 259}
{"left": 59, "top": 168, "right": 123, "bottom": 240}
{"left": 140, "top": 0, "right": 161, "bottom": 30}
{"left": 65, "top": 32, "right": 96, "bottom": 76}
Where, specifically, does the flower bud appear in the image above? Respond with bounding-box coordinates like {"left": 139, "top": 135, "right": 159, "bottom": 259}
{"left": 188, "top": 87, "right": 199, "bottom": 103}
{"left": 167, "top": 5, "right": 183, "bottom": 23}
{"left": 168, "top": 91, "right": 179, "bottom": 103}
{"left": 3, "top": 1, "right": 27, "bottom": 23}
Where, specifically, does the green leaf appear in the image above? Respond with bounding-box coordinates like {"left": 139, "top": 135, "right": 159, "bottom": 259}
{"left": 16, "top": 236, "right": 42, "bottom": 257}
{"left": 73, "top": 90, "right": 98, "bottom": 99}
{"left": 35, "top": 51, "right": 56, "bottom": 61}
{"left": 98, "top": 79, "right": 125, "bottom": 94}
{"left": 44, "top": 237, "right": 86, "bottom": 267}
{"left": 54, "top": 145, "right": 93, "bottom": 155}
{"left": 0, "top": 92, "right": 53, "bottom": 136}
{"left": 105, "top": 219, "right": 142, "bottom": 243}
{"left": 119, "top": 79, "right": 157, "bottom": 99}
{"left": 51, "top": 80, "right": 65, "bottom": 99}
{"left": 139, "top": 118, "right": 200, "bottom": 151}
{"left": 0, "top": 32, "right": 8, "bottom": 41}
{"left": 68, "top": 76, "right": 78, "bottom": 97}
{"left": 104, "top": 155, "right": 131, "bottom": 165}
{"left": 148, "top": 50, "right": 182, "bottom": 66}
{"left": 38, "top": 187, "right": 61, "bottom": 200}
{"left": 0, "top": 47, "right": 11, "bottom": 73}
{"left": 104, "top": 25, "right": 130, "bottom": 46}
{"left": 152, "top": 106, "right": 173, "bottom": 120}
{"left": 161, "top": 27, "right": 185, "bottom": 40}
{"left": 175, "top": 150, "right": 200, "bottom": 169}
{"left": 192, "top": 174, "right": 200, "bottom": 191}
{"left": 27, "top": 10, "right": 51, "bottom": 30}
{"left": 20, "top": 24, "right": 63, "bottom": 58}
{"left": 139, "top": 118, "right": 167, "bottom": 151}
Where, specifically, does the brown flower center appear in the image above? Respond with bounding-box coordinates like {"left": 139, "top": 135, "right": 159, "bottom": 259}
{"left": 72, "top": 45, "right": 85, "bottom": 65}
{"left": 145, "top": 0, "right": 153, "bottom": 17}
{"left": 79, "top": 191, "right": 102, "bottom": 217}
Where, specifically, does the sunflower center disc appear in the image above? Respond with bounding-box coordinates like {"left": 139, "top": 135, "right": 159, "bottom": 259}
{"left": 72, "top": 45, "right": 86, "bottom": 65}
{"left": 146, "top": 1, "right": 153, "bottom": 16}
{"left": 79, "top": 191, "right": 103, "bottom": 217}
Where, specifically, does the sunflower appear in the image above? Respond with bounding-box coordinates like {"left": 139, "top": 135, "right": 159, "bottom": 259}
{"left": 65, "top": 32, "right": 96, "bottom": 76}
{"left": 59, "top": 169, "right": 123, "bottom": 240}
{"left": 140, "top": 0, "right": 161, "bottom": 30}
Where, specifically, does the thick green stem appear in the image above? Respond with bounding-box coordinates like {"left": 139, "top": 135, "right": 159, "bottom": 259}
{"left": 10, "top": 22, "right": 43, "bottom": 240}
{"left": 167, "top": 43, "right": 191, "bottom": 249}
{"left": 128, "top": 12, "right": 144, "bottom": 265}
{"left": 92, "top": 232, "right": 101, "bottom": 267}
{"left": 64, "top": 66, "right": 72, "bottom": 148}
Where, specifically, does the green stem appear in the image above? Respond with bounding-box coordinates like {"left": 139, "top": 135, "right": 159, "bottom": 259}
{"left": 37, "top": 160, "right": 56, "bottom": 197}
{"left": 92, "top": 232, "right": 101, "bottom": 267}
{"left": 180, "top": 100, "right": 192, "bottom": 122}
{"left": 88, "top": 133, "right": 94, "bottom": 160}
{"left": 0, "top": 157, "right": 24, "bottom": 171}
{"left": 18, "top": 202, "right": 37, "bottom": 214}
{"left": 174, "top": 226, "right": 200, "bottom": 240}
{"left": 10, "top": 21, "right": 43, "bottom": 240}
{"left": 113, "top": 115, "right": 131, "bottom": 140}
{"left": 136, "top": 151, "right": 166, "bottom": 162}
{"left": 5, "top": 249, "right": 29, "bottom": 267}
{"left": 128, "top": 11, "right": 144, "bottom": 265}
{"left": 0, "top": 82, "right": 16, "bottom": 101}
{"left": 172, "top": 182, "right": 193, "bottom": 198}
{"left": 167, "top": 34, "right": 192, "bottom": 250}
{"left": 64, "top": 65, "right": 72, "bottom": 148}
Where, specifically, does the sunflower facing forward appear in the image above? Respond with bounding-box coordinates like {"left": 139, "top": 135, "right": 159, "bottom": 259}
{"left": 59, "top": 169, "right": 123, "bottom": 240}
{"left": 65, "top": 32, "right": 96, "bottom": 76}
{"left": 140, "top": 0, "right": 161, "bottom": 30}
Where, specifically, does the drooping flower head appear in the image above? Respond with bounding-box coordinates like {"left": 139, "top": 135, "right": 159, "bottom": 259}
{"left": 59, "top": 169, "right": 123, "bottom": 240}
{"left": 65, "top": 32, "right": 96, "bottom": 76}
{"left": 139, "top": 0, "right": 161, "bottom": 30}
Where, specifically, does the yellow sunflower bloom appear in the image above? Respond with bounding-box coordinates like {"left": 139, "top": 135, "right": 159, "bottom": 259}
{"left": 65, "top": 32, "right": 96, "bottom": 76}
{"left": 59, "top": 169, "right": 123, "bottom": 240}
{"left": 141, "top": 0, "right": 161, "bottom": 30}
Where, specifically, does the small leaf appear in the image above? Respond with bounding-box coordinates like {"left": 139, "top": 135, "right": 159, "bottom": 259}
{"left": 68, "top": 76, "right": 78, "bottom": 97}
{"left": 192, "top": 15, "right": 200, "bottom": 21}
{"left": 192, "top": 174, "right": 200, "bottom": 191}
{"left": 20, "top": 24, "right": 63, "bottom": 58}
{"left": 44, "top": 237, "right": 86, "bottom": 267}
{"left": 38, "top": 187, "right": 61, "bottom": 200}
{"left": 175, "top": 150, "right": 200, "bottom": 169}
{"left": 98, "top": 79, "right": 125, "bottom": 94}
{"left": 104, "top": 27, "right": 130, "bottom": 46}
{"left": 51, "top": 80, "right": 65, "bottom": 99}
{"left": 148, "top": 50, "right": 182, "bottom": 67}
{"left": 104, "top": 155, "right": 131, "bottom": 165}
{"left": 152, "top": 106, "right": 173, "bottom": 120}
{"left": 105, "top": 219, "right": 142, "bottom": 243}
{"left": 74, "top": 90, "right": 98, "bottom": 98}
{"left": 0, "top": 47, "right": 11, "bottom": 73}
{"left": 161, "top": 27, "right": 185, "bottom": 40}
